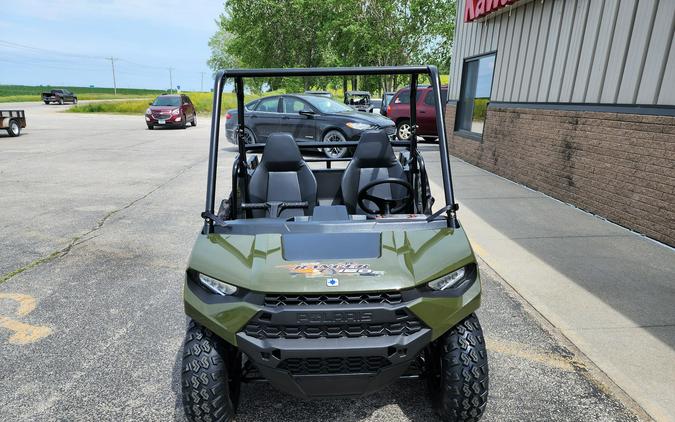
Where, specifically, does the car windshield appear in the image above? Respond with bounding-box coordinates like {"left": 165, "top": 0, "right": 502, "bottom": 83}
{"left": 303, "top": 96, "right": 353, "bottom": 113}
{"left": 153, "top": 96, "right": 180, "bottom": 106}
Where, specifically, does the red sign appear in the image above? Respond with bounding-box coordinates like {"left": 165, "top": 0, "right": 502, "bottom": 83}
{"left": 464, "top": 0, "right": 520, "bottom": 22}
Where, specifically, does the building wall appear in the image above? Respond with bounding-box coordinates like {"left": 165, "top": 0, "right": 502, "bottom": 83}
{"left": 449, "top": 0, "right": 675, "bottom": 105}
{"left": 444, "top": 103, "right": 675, "bottom": 246}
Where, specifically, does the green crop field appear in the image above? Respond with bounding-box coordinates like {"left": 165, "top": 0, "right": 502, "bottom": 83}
{"left": 0, "top": 84, "right": 166, "bottom": 103}
{"left": 67, "top": 92, "right": 271, "bottom": 115}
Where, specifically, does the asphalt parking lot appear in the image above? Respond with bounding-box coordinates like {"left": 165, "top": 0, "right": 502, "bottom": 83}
{"left": 0, "top": 103, "right": 642, "bottom": 421}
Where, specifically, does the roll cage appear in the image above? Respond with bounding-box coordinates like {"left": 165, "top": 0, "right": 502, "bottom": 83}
{"left": 203, "top": 66, "right": 458, "bottom": 233}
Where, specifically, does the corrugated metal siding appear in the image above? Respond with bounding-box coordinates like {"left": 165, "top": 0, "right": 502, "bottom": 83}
{"left": 449, "top": 0, "right": 675, "bottom": 105}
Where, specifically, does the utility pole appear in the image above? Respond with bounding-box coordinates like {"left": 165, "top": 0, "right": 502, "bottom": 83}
{"left": 200, "top": 72, "right": 204, "bottom": 92}
{"left": 107, "top": 57, "right": 117, "bottom": 95}
{"left": 168, "top": 67, "right": 174, "bottom": 94}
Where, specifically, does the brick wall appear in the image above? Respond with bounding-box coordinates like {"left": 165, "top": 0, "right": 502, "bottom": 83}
{"left": 444, "top": 104, "right": 675, "bottom": 246}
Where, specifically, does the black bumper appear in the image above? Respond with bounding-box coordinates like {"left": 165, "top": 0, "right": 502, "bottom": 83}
{"left": 236, "top": 304, "right": 432, "bottom": 399}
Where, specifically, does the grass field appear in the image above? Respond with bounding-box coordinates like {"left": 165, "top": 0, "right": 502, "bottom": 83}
{"left": 0, "top": 84, "right": 166, "bottom": 103}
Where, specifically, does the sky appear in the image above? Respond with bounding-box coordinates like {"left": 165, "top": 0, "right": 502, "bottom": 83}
{"left": 0, "top": 0, "right": 225, "bottom": 91}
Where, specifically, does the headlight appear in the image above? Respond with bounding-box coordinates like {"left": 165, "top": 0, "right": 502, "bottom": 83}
{"left": 171, "top": 108, "right": 180, "bottom": 115}
{"left": 198, "top": 273, "right": 237, "bottom": 296}
{"left": 145, "top": 108, "right": 151, "bottom": 115}
{"left": 346, "top": 122, "right": 375, "bottom": 130}
{"left": 428, "top": 267, "right": 467, "bottom": 291}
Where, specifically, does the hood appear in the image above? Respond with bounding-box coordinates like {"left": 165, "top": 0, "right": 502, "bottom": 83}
{"left": 333, "top": 110, "right": 395, "bottom": 127}
{"left": 188, "top": 227, "right": 474, "bottom": 294}
{"left": 149, "top": 106, "right": 178, "bottom": 112}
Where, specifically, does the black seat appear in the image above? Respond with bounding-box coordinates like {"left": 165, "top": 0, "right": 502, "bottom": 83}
{"left": 340, "top": 130, "right": 407, "bottom": 214}
{"left": 248, "top": 133, "right": 317, "bottom": 218}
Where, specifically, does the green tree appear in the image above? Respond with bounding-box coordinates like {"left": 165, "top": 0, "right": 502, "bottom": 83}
{"left": 208, "top": 0, "right": 455, "bottom": 94}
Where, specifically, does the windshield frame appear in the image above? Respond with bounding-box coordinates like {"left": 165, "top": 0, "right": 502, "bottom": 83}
{"left": 204, "top": 66, "right": 456, "bottom": 233}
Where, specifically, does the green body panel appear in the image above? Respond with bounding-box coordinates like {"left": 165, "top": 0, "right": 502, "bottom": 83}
{"left": 184, "top": 226, "right": 481, "bottom": 345}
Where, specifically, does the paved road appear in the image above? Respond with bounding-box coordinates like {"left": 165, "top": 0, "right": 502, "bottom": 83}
{"left": 0, "top": 103, "right": 641, "bottom": 421}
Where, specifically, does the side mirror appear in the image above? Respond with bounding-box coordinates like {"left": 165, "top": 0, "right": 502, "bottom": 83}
{"left": 299, "top": 110, "right": 316, "bottom": 117}
{"left": 148, "top": 102, "right": 153, "bottom": 105}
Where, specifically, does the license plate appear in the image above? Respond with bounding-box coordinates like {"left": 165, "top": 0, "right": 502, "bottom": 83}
{"left": 158, "top": 119, "right": 166, "bottom": 124}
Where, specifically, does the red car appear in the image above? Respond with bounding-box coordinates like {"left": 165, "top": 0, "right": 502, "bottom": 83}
{"left": 387, "top": 85, "right": 447, "bottom": 140}
{"left": 145, "top": 94, "right": 197, "bottom": 129}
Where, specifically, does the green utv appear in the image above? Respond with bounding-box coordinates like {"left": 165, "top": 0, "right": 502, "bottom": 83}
{"left": 182, "top": 66, "right": 489, "bottom": 421}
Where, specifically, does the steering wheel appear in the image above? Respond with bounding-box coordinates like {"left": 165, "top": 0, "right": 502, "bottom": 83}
{"left": 357, "top": 178, "right": 414, "bottom": 215}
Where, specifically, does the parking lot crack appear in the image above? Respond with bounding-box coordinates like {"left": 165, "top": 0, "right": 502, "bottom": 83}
{"left": 0, "top": 157, "right": 205, "bottom": 285}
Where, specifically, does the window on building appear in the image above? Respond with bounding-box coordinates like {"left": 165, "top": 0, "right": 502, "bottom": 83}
{"left": 456, "top": 54, "right": 495, "bottom": 136}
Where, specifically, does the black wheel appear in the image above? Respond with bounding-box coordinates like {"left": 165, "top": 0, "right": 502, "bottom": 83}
{"left": 397, "top": 119, "right": 412, "bottom": 140}
{"left": 58, "top": 98, "right": 64, "bottom": 105}
{"left": 182, "top": 319, "right": 241, "bottom": 422}
{"left": 191, "top": 114, "right": 197, "bottom": 127}
{"left": 147, "top": 124, "right": 154, "bottom": 130}
{"left": 243, "top": 127, "right": 256, "bottom": 144}
{"left": 426, "top": 313, "right": 489, "bottom": 422}
{"left": 322, "top": 129, "right": 348, "bottom": 158}
{"left": 73, "top": 97, "right": 78, "bottom": 104}
{"left": 44, "top": 101, "right": 50, "bottom": 105}
{"left": 7, "top": 119, "right": 21, "bottom": 137}
{"left": 181, "top": 114, "right": 188, "bottom": 129}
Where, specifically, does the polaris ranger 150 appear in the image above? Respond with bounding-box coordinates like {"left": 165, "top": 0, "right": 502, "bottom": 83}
{"left": 182, "top": 66, "right": 489, "bottom": 422}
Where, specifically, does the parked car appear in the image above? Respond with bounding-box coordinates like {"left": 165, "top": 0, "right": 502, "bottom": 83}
{"left": 0, "top": 110, "right": 26, "bottom": 137}
{"left": 42, "top": 89, "right": 77, "bottom": 105}
{"left": 145, "top": 94, "right": 197, "bottom": 129}
{"left": 378, "top": 91, "right": 396, "bottom": 117}
{"left": 225, "top": 94, "right": 395, "bottom": 158}
{"left": 344, "top": 90, "right": 374, "bottom": 113}
{"left": 303, "top": 90, "right": 332, "bottom": 98}
{"left": 387, "top": 85, "right": 447, "bottom": 140}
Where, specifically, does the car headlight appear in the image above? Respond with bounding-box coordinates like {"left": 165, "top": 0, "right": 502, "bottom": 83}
{"left": 428, "top": 267, "right": 467, "bottom": 291}
{"left": 145, "top": 108, "right": 151, "bottom": 115}
{"left": 171, "top": 108, "right": 180, "bottom": 115}
{"left": 346, "top": 122, "right": 375, "bottom": 130}
{"left": 198, "top": 273, "right": 237, "bottom": 296}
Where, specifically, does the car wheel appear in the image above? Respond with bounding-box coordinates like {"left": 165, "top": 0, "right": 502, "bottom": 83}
{"left": 243, "top": 127, "right": 256, "bottom": 144}
{"left": 58, "top": 98, "right": 64, "bottom": 105}
{"left": 181, "top": 114, "right": 187, "bottom": 129}
{"left": 322, "top": 129, "right": 348, "bottom": 159}
{"left": 426, "top": 313, "right": 489, "bottom": 422}
{"left": 182, "top": 319, "right": 240, "bottom": 422}
{"left": 44, "top": 101, "right": 50, "bottom": 105}
{"left": 73, "top": 97, "right": 78, "bottom": 104}
{"left": 397, "top": 119, "right": 412, "bottom": 141}
{"left": 7, "top": 119, "right": 21, "bottom": 137}
{"left": 191, "top": 114, "right": 197, "bottom": 127}
{"left": 147, "top": 124, "right": 154, "bottom": 130}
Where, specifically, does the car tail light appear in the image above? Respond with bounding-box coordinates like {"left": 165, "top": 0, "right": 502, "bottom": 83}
{"left": 226, "top": 112, "right": 232, "bottom": 120}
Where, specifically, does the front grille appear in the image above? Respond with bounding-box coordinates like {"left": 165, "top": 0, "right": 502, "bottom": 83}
{"left": 153, "top": 113, "right": 170, "bottom": 119}
{"left": 264, "top": 292, "right": 402, "bottom": 307}
{"left": 278, "top": 356, "right": 390, "bottom": 375}
{"left": 244, "top": 311, "right": 423, "bottom": 340}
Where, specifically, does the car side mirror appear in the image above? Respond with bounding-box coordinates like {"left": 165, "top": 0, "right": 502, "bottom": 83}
{"left": 299, "top": 110, "right": 316, "bottom": 117}
{"left": 148, "top": 102, "right": 153, "bottom": 105}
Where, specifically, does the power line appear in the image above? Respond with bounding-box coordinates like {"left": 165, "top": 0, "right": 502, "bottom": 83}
{"left": 0, "top": 39, "right": 106, "bottom": 60}
{"left": 0, "top": 39, "right": 211, "bottom": 90}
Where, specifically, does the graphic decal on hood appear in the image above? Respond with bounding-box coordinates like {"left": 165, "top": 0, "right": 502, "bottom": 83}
{"left": 279, "top": 262, "right": 383, "bottom": 278}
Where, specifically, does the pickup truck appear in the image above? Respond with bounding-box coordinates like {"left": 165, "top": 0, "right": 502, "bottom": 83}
{"left": 42, "top": 89, "right": 78, "bottom": 105}
{"left": 0, "top": 110, "right": 26, "bottom": 137}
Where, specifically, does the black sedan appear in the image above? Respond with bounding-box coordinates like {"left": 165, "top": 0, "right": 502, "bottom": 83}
{"left": 225, "top": 94, "right": 396, "bottom": 158}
